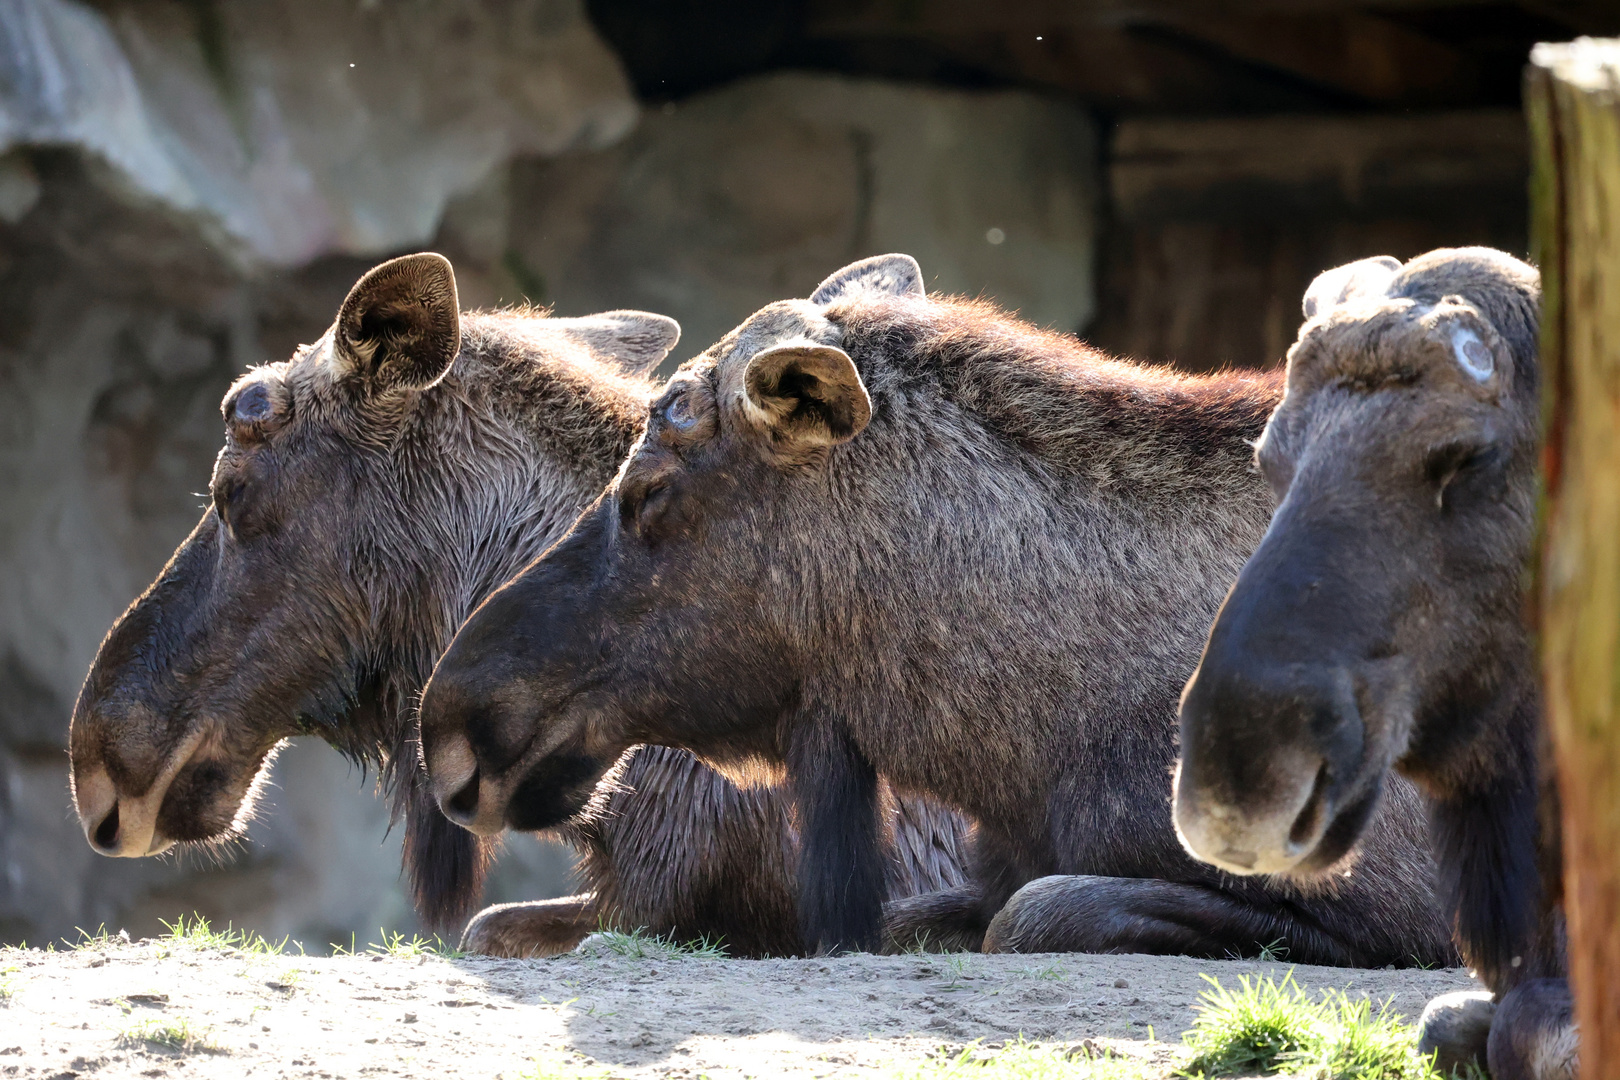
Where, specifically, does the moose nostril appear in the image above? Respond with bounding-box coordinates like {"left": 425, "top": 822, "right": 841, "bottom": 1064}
{"left": 93, "top": 803, "right": 120, "bottom": 852}
{"left": 446, "top": 769, "right": 480, "bottom": 821}
{"left": 1287, "top": 762, "right": 1333, "bottom": 850}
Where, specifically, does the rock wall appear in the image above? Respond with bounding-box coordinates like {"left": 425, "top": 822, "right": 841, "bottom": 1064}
{"left": 490, "top": 72, "right": 1098, "bottom": 358}
{"left": 0, "top": 8, "right": 1100, "bottom": 948}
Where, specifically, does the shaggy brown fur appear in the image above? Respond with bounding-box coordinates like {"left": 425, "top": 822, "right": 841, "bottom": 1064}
{"left": 67, "top": 253, "right": 969, "bottom": 954}
{"left": 419, "top": 254, "right": 1455, "bottom": 965}
{"left": 1176, "top": 248, "right": 1573, "bottom": 1078}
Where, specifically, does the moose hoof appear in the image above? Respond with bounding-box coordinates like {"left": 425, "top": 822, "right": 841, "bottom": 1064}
{"left": 1417, "top": 990, "right": 1494, "bottom": 1073}
{"left": 459, "top": 895, "right": 595, "bottom": 958}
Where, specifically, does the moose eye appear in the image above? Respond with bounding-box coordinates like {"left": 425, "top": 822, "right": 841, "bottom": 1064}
{"left": 663, "top": 392, "right": 698, "bottom": 431}
{"left": 231, "top": 383, "right": 274, "bottom": 424}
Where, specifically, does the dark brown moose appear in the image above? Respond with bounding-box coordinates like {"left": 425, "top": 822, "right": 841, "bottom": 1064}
{"left": 419, "top": 253, "right": 1455, "bottom": 964}
{"left": 67, "top": 252, "right": 969, "bottom": 956}
{"left": 1176, "top": 248, "right": 1573, "bottom": 1079}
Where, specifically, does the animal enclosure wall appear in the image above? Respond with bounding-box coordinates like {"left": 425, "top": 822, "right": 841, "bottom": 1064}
{"left": 1, "top": 0, "right": 1608, "bottom": 946}
{"left": 1529, "top": 36, "right": 1620, "bottom": 1080}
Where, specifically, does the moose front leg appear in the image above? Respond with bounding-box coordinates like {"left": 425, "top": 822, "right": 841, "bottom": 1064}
{"left": 789, "top": 718, "right": 884, "bottom": 954}
{"left": 459, "top": 895, "right": 596, "bottom": 957}
{"left": 982, "top": 875, "right": 1364, "bottom": 966}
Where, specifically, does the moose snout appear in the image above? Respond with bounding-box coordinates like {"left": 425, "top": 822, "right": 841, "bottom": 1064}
{"left": 423, "top": 730, "right": 509, "bottom": 837}
{"left": 74, "top": 765, "right": 146, "bottom": 856}
{"left": 1176, "top": 658, "right": 1366, "bottom": 877}
{"left": 418, "top": 670, "right": 514, "bottom": 838}
{"left": 72, "top": 762, "right": 175, "bottom": 858}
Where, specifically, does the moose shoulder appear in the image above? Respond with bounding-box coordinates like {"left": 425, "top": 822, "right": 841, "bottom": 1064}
{"left": 67, "top": 252, "right": 969, "bottom": 956}
{"left": 1175, "top": 248, "right": 1574, "bottom": 1079}
{"left": 420, "top": 254, "right": 1455, "bottom": 966}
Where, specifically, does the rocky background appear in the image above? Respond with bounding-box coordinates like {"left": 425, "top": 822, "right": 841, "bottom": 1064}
{"left": 0, "top": 0, "right": 1612, "bottom": 948}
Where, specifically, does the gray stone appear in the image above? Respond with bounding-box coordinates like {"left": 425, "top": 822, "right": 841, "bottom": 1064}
{"left": 499, "top": 72, "right": 1099, "bottom": 360}
{"left": 0, "top": 0, "right": 636, "bottom": 265}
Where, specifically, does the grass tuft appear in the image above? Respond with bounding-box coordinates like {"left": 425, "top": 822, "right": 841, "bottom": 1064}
{"left": 579, "top": 925, "right": 728, "bottom": 960}
{"left": 1178, "top": 972, "right": 1453, "bottom": 1080}
{"left": 0, "top": 962, "right": 18, "bottom": 1002}
{"left": 366, "top": 929, "right": 465, "bottom": 959}
{"left": 158, "top": 914, "right": 292, "bottom": 956}
{"left": 119, "top": 1015, "right": 222, "bottom": 1053}
{"left": 1180, "top": 972, "right": 1319, "bottom": 1073}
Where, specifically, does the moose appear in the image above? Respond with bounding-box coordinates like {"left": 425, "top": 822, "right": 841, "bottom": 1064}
{"left": 419, "top": 253, "right": 1456, "bottom": 965}
{"left": 1175, "top": 248, "right": 1574, "bottom": 1078}
{"left": 66, "top": 252, "right": 971, "bottom": 958}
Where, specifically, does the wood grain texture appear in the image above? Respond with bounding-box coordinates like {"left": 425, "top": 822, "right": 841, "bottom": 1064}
{"left": 1530, "top": 36, "right": 1620, "bottom": 1080}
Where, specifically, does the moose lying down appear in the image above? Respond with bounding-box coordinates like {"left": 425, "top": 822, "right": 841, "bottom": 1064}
{"left": 67, "top": 253, "right": 971, "bottom": 958}
{"left": 1177, "top": 248, "right": 1574, "bottom": 1079}
{"left": 420, "top": 253, "right": 1455, "bottom": 964}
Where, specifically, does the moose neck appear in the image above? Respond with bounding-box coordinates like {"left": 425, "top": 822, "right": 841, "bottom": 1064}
{"left": 362, "top": 321, "right": 649, "bottom": 763}
{"left": 786, "top": 302, "right": 1283, "bottom": 822}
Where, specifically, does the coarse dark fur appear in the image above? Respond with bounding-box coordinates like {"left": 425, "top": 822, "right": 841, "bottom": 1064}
{"left": 419, "top": 254, "right": 1456, "bottom": 965}
{"left": 67, "top": 253, "right": 970, "bottom": 954}
{"left": 1175, "top": 248, "right": 1574, "bottom": 1079}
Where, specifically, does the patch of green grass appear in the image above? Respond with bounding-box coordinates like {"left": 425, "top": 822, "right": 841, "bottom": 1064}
{"left": 581, "top": 925, "right": 727, "bottom": 960}
{"left": 158, "top": 914, "right": 292, "bottom": 956}
{"left": 1223, "top": 937, "right": 1291, "bottom": 963}
{"left": 324, "top": 929, "right": 462, "bottom": 959}
{"left": 1179, "top": 972, "right": 1319, "bottom": 1073}
{"left": 900, "top": 930, "right": 955, "bottom": 954}
{"left": 1178, "top": 972, "right": 1449, "bottom": 1080}
{"left": 516, "top": 1049, "right": 614, "bottom": 1080}
{"left": 939, "top": 952, "right": 976, "bottom": 990}
{"left": 119, "top": 1015, "right": 222, "bottom": 1053}
{"left": 1255, "top": 939, "right": 1291, "bottom": 963}
{"left": 367, "top": 929, "right": 465, "bottom": 959}
{"left": 264, "top": 966, "right": 303, "bottom": 994}
{"left": 892, "top": 1038, "right": 1156, "bottom": 1080}
{"left": 1018, "top": 963, "right": 1067, "bottom": 982}
{"left": 0, "top": 962, "right": 18, "bottom": 1002}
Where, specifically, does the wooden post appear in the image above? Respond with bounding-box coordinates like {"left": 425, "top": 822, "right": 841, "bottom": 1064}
{"left": 1529, "top": 38, "right": 1620, "bottom": 1080}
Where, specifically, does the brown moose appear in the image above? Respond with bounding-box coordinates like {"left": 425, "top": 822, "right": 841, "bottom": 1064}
{"left": 67, "top": 252, "right": 969, "bottom": 957}
{"left": 419, "top": 253, "right": 1456, "bottom": 965}
{"left": 1176, "top": 248, "right": 1574, "bottom": 1079}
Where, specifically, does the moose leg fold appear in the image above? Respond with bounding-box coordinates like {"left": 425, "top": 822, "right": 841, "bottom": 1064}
{"left": 1487, "top": 978, "right": 1577, "bottom": 1080}
{"left": 883, "top": 884, "right": 987, "bottom": 953}
{"left": 459, "top": 894, "right": 597, "bottom": 957}
{"left": 981, "top": 874, "right": 1361, "bottom": 965}
{"left": 789, "top": 717, "right": 884, "bottom": 954}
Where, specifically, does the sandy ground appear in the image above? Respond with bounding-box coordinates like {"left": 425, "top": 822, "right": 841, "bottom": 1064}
{"left": 0, "top": 938, "right": 1481, "bottom": 1079}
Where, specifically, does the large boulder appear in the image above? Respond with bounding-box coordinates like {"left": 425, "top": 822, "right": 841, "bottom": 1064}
{"left": 490, "top": 72, "right": 1099, "bottom": 358}
{"left": 0, "top": 0, "right": 635, "bottom": 265}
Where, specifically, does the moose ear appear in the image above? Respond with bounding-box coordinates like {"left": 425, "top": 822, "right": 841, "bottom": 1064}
{"left": 1302, "top": 256, "right": 1402, "bottom": 320}
{"left": 332, "top": 253, "right": 461, "bottom": 391}
{"left": 810, "top": 253, "right": 925, "bottom": 306}
{"left": 554, "top": 310, "right": 681, "bottom": 376}
{"left": 742, "top": 342, "right": 871, "bottom": 449}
